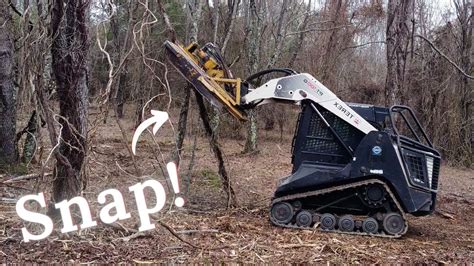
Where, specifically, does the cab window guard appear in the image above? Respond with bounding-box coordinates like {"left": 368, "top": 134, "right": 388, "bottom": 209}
{"left": 389, "top": 105, "right": 433, "bottom": 148}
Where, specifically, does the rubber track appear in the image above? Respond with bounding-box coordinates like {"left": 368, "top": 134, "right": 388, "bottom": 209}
{"left": 270, "top": 179, "right": 408, "bottom": 238}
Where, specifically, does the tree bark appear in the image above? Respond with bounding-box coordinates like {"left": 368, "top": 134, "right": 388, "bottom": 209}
{"left": 187, "top": 0, "right": 202, "bottom": 43}
{"left": 50, "top": 0, "right": 90, "bottom": 202}
{"left": 385, "top": 0, "right": 414, "bottom": 106}
{"left": 243, "top": 0, "right": 260, "bottom": 153}
{"left": 0, "top": 2, "right": 18, "bottom": 168}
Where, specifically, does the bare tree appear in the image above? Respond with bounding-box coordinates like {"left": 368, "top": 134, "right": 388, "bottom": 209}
{"left": 109, "top": 1, "right": 139, "bottom": 119}
{"left": 0, "top": 2, "right": 18, "bottom": 169}
{"left": 50, "top": 0, "right": 90, "bottom": 202}
{"left": 385, "top": 0, "right": 414, "bottom": 106}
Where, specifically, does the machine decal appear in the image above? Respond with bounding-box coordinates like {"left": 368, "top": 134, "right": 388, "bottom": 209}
{"left": 370, "top": 169, "right": 384, "bottom": 174}
{"left": 303, "top": 78, "right": 323, "bottom": 96}
{"left": 334, "top": 102, "right": 355, "bottom": 119}
{"left": 372, "top": 146, "right": 383, "bottom": 156}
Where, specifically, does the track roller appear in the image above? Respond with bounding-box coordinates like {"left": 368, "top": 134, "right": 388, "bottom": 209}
{"left": 296, "top": 210, "right": 312, "bottom": 227}
{"left": 338, "top": 215, "right": 355, "bottom": 232}
{"left": 362, "top": 217, "right": 379, "bottom": 234}
{"left": 320, "top": 213, "right": 337, "bottom": 230}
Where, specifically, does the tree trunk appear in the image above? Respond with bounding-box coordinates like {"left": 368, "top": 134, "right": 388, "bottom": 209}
{"left": 51, "top": 0, "right": 90, "bottom": 202}
{"left": 454, "top": 0, "right": 473, "bottom": 167}
{"left": 321, "top": 0, "right": 343, "bottom": 86}
{"left": 288, "top": 0, "right": 312, "bottom": 68}
{"left": 195, "top": 92, "right": 236, "bottom": 207}
{"left": 0, "top": 3, "right": 18, "bottom": 168}
{"left": 243, "top": 0, "right": 260, "bottom": 153}
{"left": 187, "top": 0, "right": 202, "bottom": 43}
{"left": 265, "top": 0, "right": 288, "bottom": 69}
{"left": 110, "top": 1, "right": 138, "bottom": 120}
{"left": 173, "top": 88, "right": 191, "bottom": 164}
{"left": 221, "top": 0, "right": 241, "bottom": 55}
{"left": 385, "top": 0, "right": 414, "bottom": 106}
{"left": 171, "top": 0, "right": 202, "bottom": 164}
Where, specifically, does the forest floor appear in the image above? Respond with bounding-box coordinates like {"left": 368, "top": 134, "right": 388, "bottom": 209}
{"left": 1, "top": 107, "right": 473, "bottom": 263}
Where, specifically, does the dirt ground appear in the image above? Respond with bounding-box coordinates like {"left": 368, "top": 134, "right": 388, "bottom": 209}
{"left": 1, "top": 108, "right": 473, "bottom": 263}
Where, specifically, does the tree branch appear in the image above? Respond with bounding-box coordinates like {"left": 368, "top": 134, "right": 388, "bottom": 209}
{"left": 416, "top": 34, "right": 474, "bottom": 79}
{"left": 285, "top": 24, "right": 351, "bottom": 37}
{"left": 343, "top": 41, "right": 386, "bottom": 50}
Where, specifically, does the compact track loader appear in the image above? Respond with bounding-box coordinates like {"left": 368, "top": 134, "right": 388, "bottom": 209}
{"left": 164, "top": 41, "right": 441, "bottom": 238}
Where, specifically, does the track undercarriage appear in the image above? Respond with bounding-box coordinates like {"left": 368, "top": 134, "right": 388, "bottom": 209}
{"left": 270, "top": 179, "right": 408, "bottom": 238}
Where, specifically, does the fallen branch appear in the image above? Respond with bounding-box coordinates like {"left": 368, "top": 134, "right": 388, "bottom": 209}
{"left": 120, "top": 231, "right": 149, "bottom": 242}
{"left": 0, "top": 197, "right": 17, "bottom": 203}
{"left": 436, "top": 210, "right": 455, "bottom": 220}
{"left": 157, "top": 220, "right": 199, "bottom": 248}
{"left": 3, "top": 172, "right": 51, "bottom": 184}
{"left": 105, "top": 221, "right": 137, "bottom": 234}
{"left": 278, "top": 243, "right": 322, "bottom": 248}
{"left": 157, "top": 220, "right": 232, "bottom": 250}
{"left": 176, "top": 229, "right": 219, "bottom": 235}
{"left": 0, "top": 183, "right": 30, "bottom": 191}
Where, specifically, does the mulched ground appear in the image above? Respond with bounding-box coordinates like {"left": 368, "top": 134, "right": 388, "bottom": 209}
{"left": 1, "top": 109, "right": 473, "bottom": 263}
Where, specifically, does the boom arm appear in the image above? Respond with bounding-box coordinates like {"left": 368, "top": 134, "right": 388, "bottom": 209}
{"left": 164, "top": 41, "right": 376, "bottom": 134}
{"left": 242, "top": 73, "right": 377, "bottom": 134}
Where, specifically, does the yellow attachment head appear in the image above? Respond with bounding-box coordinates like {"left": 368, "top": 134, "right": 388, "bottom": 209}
{"left": 164, "top": 41, "right": 247, "bottom": 121}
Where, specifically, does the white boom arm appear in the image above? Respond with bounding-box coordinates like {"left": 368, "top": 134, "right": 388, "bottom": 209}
{"left": 241, "top": 73, "right": 377, "bottom": 134}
